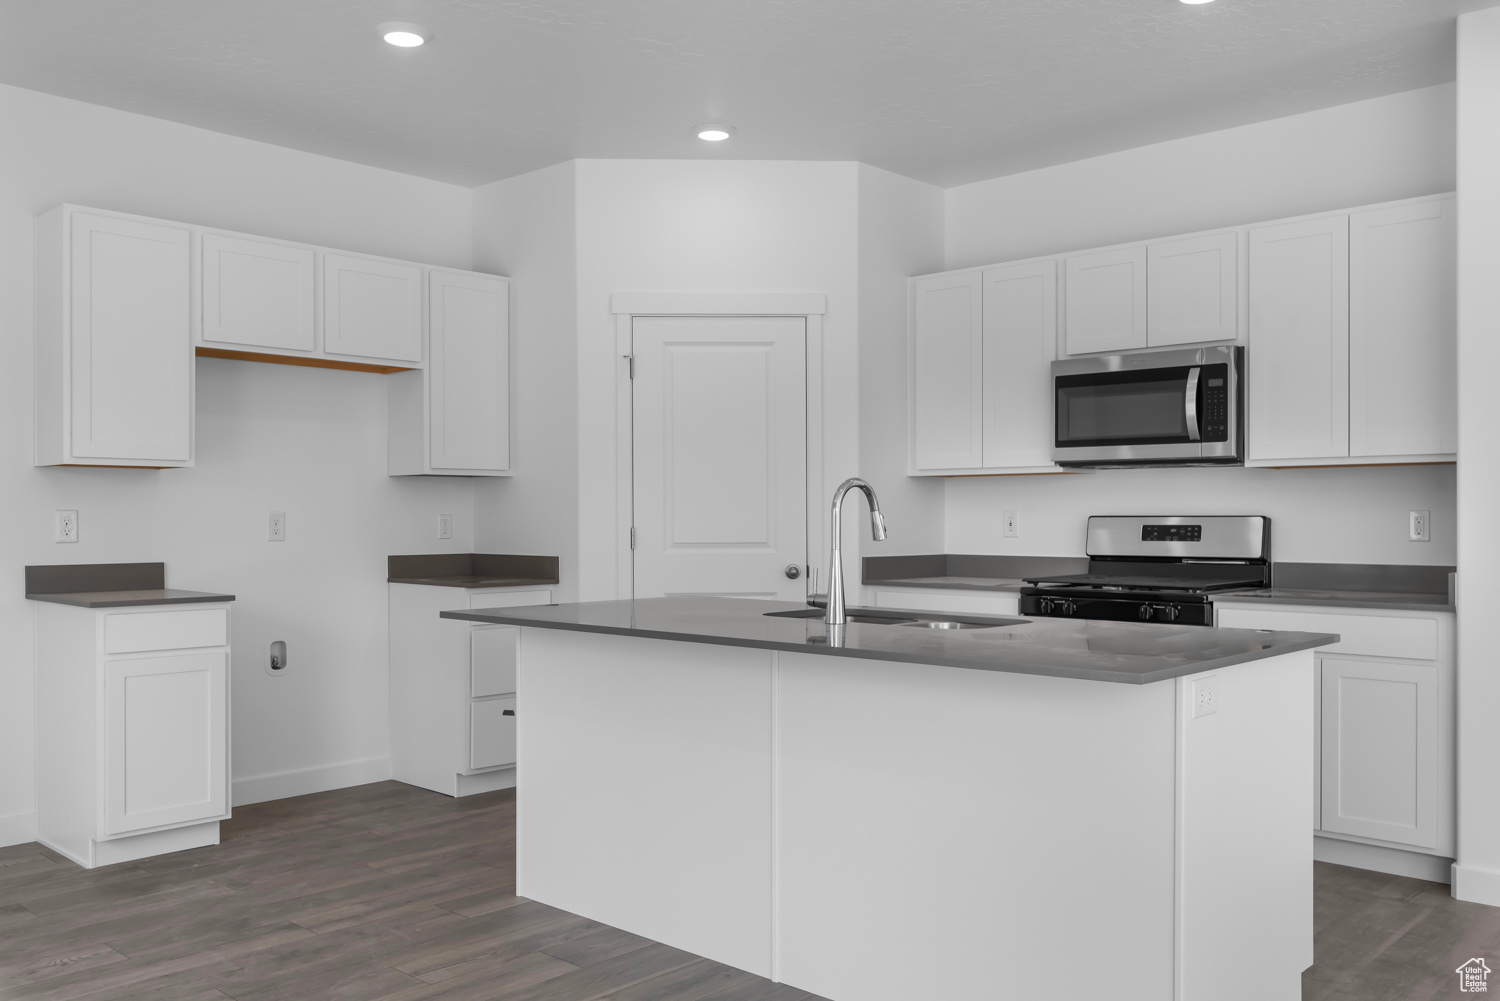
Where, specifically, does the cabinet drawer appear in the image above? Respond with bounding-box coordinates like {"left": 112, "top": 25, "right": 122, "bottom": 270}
{"left": 469, "top": 588, "right": 552, "bottom": 609}
{"left": 1216, "top": 608, "right": 1437, "bottom": 660}
{"left": 471, "top": 625, "right": 518, "bottom": 697}
{"left": 470, "top": 697, "right": 517, "bottom": 770}
{"left": 104, "top": 608, "right": 228, "bottom": 654}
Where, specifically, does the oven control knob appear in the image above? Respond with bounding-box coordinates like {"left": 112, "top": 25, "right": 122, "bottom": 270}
{"left": 1164, "top": 604, "right": 1181, "bottom": 622}
{"left": 1059, "top": 599, "right": 1076, "bottom": 616}
{"left": 1138, "top": 604, "right": 1155, "bottom": 621}
{"left": 1039, "top": 597, "right": 1054, "bottom": 614}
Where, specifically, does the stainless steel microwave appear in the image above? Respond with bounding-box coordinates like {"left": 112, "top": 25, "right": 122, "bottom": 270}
{"left": 1051, "top": 345, "right": 1243, "bottom": 467}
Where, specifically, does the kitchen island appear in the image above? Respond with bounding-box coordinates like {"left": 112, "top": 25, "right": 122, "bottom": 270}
{"left": 443, "top": 595, "right": 1336, "bottom": 1001}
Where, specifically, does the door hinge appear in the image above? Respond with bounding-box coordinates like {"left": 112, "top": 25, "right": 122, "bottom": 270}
{"left": 630, "top": 526, "right": 636, "bottom": 549}
{"left": 625, "top": 354, "right": 635, "bottom": 379}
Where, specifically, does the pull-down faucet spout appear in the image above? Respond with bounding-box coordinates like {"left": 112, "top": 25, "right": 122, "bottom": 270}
{"left": 823, "top": 478, "right": 887, "bottom": 626}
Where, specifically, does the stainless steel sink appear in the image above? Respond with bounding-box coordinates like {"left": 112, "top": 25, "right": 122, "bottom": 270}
{"left": 763, "top": 607, "right": 917, "bottom": 626}
{"left": 764, "top": 607, "right": 1029, "bottom": 630}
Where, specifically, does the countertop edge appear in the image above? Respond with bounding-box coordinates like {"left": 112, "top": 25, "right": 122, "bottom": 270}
{"left": 27, "top": 590, "right": 237, "bottom": 608}
{"left": 440, "top": 608, "right": 1336, "bottom": 685}
{"left": 1213, "top": 593, "right": 1454, "bottom": 612}
{"left": 387, "top": 577, "right": 560, "bottom": 588}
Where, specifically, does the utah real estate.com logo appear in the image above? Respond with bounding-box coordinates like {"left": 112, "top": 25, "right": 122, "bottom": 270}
{"left": 1458, "top": 957, "right": 1492, "bottom": 992}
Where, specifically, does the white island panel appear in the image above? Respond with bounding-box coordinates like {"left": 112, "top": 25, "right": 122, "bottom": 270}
{"left": 776, "top": 652, "right": 1176, "bottom": 1000}
{"left": 518, "top": 628, "right": 775, "bottom": 977}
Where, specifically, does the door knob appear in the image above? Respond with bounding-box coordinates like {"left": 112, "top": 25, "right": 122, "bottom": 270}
{"left": 784, "top": 564, "right": 802, "bottom": 580}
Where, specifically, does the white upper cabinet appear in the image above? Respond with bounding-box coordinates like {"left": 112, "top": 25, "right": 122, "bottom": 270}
{"left": 323, "top": 253, "right": 423, "bottom": 363}
{"left": 1063, "top": 246, "right": 1146, "bottom": 355}
{"left": 390, "top": 269, "right": 511, "bottom": 476}
{"left": 200, "top": 232, "right": 315, "bottom": 353}
{"left": 1147, "top": 231, "right": 1238, "bottom": 347}
{"left": 911, "top": 271, "right": 983, "bottom": 471}
{"left": 1247, "top": 215, "right": 1350, "bottom": 463}
{"left": 982, "top": 259, "right": 1058, "bottom": 470}
{"left": 35, "top": 206, "right": 193, "bottom": 467}
{"left": 1349, "top": 197, "right": 1457, "bottom": 459}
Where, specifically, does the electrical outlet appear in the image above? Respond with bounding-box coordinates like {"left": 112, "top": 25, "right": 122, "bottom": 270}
{"left": 438, "top": 513, "right": 453, "bottom": 540}
{"left": 54, "top": 510, "right": 78, "bottom": 544}
{"left": 1192, "top": 676, "right": 1218, "bottom": 719}
{"left": 1409, "top": 510, "right": 1430, "bottom": 543}
{"left": 268, "top": 511, "right": 286, "bottom": 542}
{"left": 1003, "top": 510, "right": 1020, "bottom": 538}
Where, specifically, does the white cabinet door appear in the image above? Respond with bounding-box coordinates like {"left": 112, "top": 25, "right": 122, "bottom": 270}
{"left": 912, "top": 272, "right": 983, "bottom": 470}
{"left": 70, "top": 211, "right": 192, "bottom": 462}
{"left": 470, "top": 697, "right": 518, "bottom": 770}
{"left": 1062, "top": 246, "right": 1146, "bottom": 356}
{"left": 1349, "top": 197, "right": 1457, "bottom": 458}
{"left": 1320, "top": 656, "right": 1438, "bottom": 849}
{"left": 471, "top": 625, "right": 519, "bottom": 698}
{"left": 322, "top": 253, "right": 423, "bottom": 363}
{"left": 982, "top": 260, "right": 1057, "bottom": 470}
{"left": 1247, "top": 215, "right": 1350, "bottom": 462}
{"left": 429, "top": 270, "right": 509, "bottom": 471}
{"left": 103, "top": 652, "right": 227, "bottom": 836}
{"left": 201, "top": 233, "right": 316, "bottom": 353}
{"left": 1147, "top": 231, "right": 1238, "bottom": 347}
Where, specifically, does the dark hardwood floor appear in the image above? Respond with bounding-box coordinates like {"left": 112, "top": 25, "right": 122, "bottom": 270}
{"left": 0, "top": 781, "right": 1493, "bottom": 1001}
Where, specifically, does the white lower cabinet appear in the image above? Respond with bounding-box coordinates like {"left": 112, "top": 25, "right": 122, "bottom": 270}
{"left": 35, "top": 601, "right": 232, "bottom": 868}
{"left": 388, "top": 583, "right": 551, "bottom": 796}
{"left": 1216, "top": 602, "right": 1454, "bottom": 860}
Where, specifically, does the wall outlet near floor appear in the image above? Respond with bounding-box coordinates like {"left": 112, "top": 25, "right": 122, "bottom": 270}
{"left": 1192, "top": 676, "right": 1218, "bottom": 719}
{"left": 1409, "top": 510, "right": 1431, "bottom": 542}
{"left": 1002, "top": 510, "right": 1020, "bottom": 538}
{"left": 268, "top": 511, "right": 286, "bottom": 542}
{"left": 438, "top": 513, "right": 453, "bottom": 540}
{"left": 54, "top": 510, "right": 78, "bottom": 543}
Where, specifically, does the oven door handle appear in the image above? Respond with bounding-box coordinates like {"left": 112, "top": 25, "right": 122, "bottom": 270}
{"left": 1184, "top": 367, "right": 1202, "bottom": 442}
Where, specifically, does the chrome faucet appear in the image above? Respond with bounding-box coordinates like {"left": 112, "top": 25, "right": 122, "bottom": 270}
{"left": 821, "top": 477, "right": 887, "bottom": 626}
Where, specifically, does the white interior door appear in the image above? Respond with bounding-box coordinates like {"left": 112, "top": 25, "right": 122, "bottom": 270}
{"left": 632, "top": 316, "right": 807, "bottom": 600}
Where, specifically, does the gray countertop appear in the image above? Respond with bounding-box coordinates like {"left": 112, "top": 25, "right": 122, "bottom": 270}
{"left": 442, "top": 595, "right": 1336, "bottom": 686}
{"left": 27, "top": 588, "right": 236, "bottom": 608}
{"left": 1214, "top": 588, "right": 1454, "bottom": 612}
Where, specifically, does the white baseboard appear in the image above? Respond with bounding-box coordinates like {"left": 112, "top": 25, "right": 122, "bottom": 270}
{"left": 0, "top": 811, "right": 39, "bottom": 849}
{"left": 232, "top": 756, "right": 392, "bottom": 807}
{"left": 1453, "top": 862, "right": 1500, "bottom": 907}
{"left": 1314, "top": 835, "right": 1453, "bottom": 883}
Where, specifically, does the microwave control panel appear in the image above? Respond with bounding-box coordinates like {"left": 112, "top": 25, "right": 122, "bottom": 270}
{"left": 1202, "top": 365, "right": 1230, "bottom": 442}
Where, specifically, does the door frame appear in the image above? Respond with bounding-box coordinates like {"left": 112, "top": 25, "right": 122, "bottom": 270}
{"left": 612, "top": 293, "right": 827, "bottom": 600}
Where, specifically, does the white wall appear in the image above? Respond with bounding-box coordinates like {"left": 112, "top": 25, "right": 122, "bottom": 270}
{"left": 857, "top": 164, "right": 946, "bottom": 558}
{"left": 947, "top": 466, "right": 1456, "bottom": 564}
{"left": 939, "top": 84, "right": 1459, "bottom": 566}
{"left": 1453, "top": 9, "right": 1500, "bottom": 905}
{"left": 573, "top": 160, "right": 862, "bottom": 600}
{"left": 0, "top": 83, "right": 477, "bottom": 843}
{"left": 946, "top": 84, "right": 1456, "bottom": 270}
{"left": 472, "top": 162, "right": 581, "bottom": 602}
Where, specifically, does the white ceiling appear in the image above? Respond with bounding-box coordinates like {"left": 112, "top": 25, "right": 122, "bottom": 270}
{"left": 0, "top": 0, "right": 1487, "bottom": 188}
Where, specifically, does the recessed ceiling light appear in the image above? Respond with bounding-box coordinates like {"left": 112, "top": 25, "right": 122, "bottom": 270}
{"left": 693, "top": 124, "right": 736, "bottom": 142}
{"left": 379, "top": 22, "right": 429, "bottom": 47}
{"left": 1179, "top": 0, "right": 1217, "bottom": 5}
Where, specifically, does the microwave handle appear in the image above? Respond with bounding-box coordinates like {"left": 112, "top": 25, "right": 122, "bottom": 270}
{"left": 1184, "top": 367, "right": 1202, "bottom": 441}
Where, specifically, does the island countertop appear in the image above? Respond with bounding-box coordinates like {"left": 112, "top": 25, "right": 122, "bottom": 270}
{"left": 442, "top": 595, "right": 1337, "bottom": 685}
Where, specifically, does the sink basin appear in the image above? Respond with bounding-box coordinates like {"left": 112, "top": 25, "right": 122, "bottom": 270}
{"left": 763, "top": 607, "right": 1028, "bottom": 630}
{"left": 763, "top": 607, "right": 917, "bottom": 626}
{"left": 899, "top": 618, "right": 1029, "bottom": 630}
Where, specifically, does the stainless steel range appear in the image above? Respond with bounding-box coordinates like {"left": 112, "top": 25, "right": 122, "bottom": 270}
{"left": 1020, "top": 515, "right": 1270, "bottom": 626}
